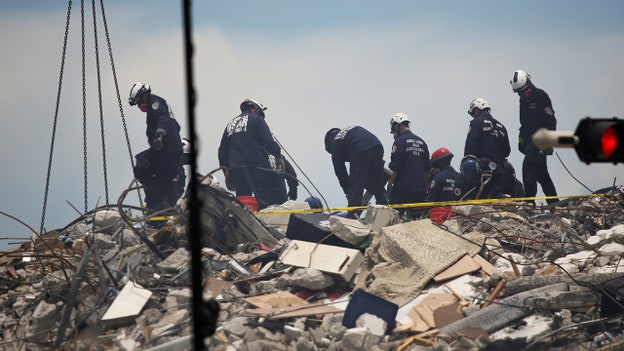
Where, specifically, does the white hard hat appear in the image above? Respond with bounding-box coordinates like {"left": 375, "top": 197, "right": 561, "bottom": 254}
{"left": 510, "top": 70, "right": 531, "bottom": 93}
{"left": 128, "top": 82, "right": 151, "bottom": 106}
{"left": 389, "top": 113, "right": 410, "bottom": 132}
{"left": 468, "top": 98, "right": 491, "bottom": 115}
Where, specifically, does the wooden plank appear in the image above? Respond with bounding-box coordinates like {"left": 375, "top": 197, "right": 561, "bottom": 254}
{"left": 508, "top": 254, "right": 521, "bottom": 277}
{"left": 472, "top": 254, "right": 501, "bottom": 277}
{"left": 245, "top": 303, "right": 342, "bottom": 319}
{"left": 481, "top": 278, "right": 506, "bottom": 309}
{"left": 433, "top": 254, "right": 481, "bottom": 282}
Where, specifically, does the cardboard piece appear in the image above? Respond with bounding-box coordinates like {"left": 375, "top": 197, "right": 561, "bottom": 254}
{"left": 433, "top": 301, "right": 464, "bottom": 328}
{"left": 244, "top": 291, "right": 309, "bottom": 309}
{"left": 433, "top": 254, "right": 482, "bottom": 282}
{"left": 409, "top": 293, "right": 456, "bottom": 330}
{"left": 204, "top": 277, "right": 234, "bottom": 298}
{"left": 279, "top": 240, "right": 364, "bottom": 281}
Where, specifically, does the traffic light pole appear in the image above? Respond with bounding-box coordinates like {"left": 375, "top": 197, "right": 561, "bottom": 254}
{"left": 531, "top": 117, "right": 624, "bottom": 164}
{"left": 532, "top": 128, "right": 578, "bottom": 150}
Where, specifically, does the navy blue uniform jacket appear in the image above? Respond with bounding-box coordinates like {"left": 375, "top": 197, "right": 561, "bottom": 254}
{"left": 328, "top": 126, "right": 382, "bottom": 194}
{"left": 518, "top": 87, "right": 556, "bottom": 154}
{"left": 145, "top": 94, "right": 182, "bottom": 152}
{"left": 218, "top": 112, "right": 280, "bottom": 169}
{"left": 427, "top": 166, "right": 465, "bottom": 202}
{"left": 464, "top": 113, "right": 511, "bottom": 165}
{"left": 389, "top": 130, "right": 431, "bottom": 193}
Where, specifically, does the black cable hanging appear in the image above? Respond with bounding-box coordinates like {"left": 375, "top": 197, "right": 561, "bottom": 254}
{"left": 39, "top": 0, "right": 139, "bottom": 234}
{"left": 91, "top": 0, "right": 110, "bottom": 205}
{"left": 81, "top": 0, "right": 89, "bottom": 214}
{"left": 40, "top": 0, "right": 72, "bottom": 235}
{"left": 98, "top": 0, "right": 142, "bottom": 207}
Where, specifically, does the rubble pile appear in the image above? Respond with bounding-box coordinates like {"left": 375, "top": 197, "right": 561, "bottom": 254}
{"left": 0, "top": 182, "right": 624, "bottom": 351}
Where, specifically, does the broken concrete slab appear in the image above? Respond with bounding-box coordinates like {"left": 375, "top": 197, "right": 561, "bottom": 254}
{"left": 328, "top": 215, "right": 372, "bottom": 247}
{"left": 258, "top": 200, "right": 312, "bottom": 234}
{"left": 438, "top": 283, "right": 571, "bottom": 338}
{"left": 101, "top": 281, "right": 153, "bottom": 327}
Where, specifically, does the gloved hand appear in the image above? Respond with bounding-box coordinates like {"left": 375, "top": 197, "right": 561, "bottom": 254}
{"left": 386, "top": 183, "right": 393, "bottom": 201}
{"left": 288, "top": 188, "right": 297, "bottom": 201}
{"left": 276, "top": 155, "right": 286, "bottom": 174}
{"left": 152, "top": 132, "right": 164, "bottom": 151}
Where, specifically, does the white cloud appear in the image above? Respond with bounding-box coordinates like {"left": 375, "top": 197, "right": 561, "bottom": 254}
{"left": 0, "top": 3, "right": 622, "bottom": 250}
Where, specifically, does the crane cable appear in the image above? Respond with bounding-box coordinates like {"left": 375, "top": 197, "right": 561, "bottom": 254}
{"left": 39, "top": 0, "right": 139, "bottom": 235}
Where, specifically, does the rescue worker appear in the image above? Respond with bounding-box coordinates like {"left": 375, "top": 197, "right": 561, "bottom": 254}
{"left": 427, "top": 147, "right": 465, "bottom": 202}
{"left": 218, "top": 99, "right": 287, "bottom": 209}
{"left": 464, "top": 98, "right": 511, "bottom": 198}
{"left": 503, "top": 160, "right": 524, "bottom": 198}
{"left": 325, "top": 125, "right": 389, "bottom": 218}
{"left": 128, "top": 82, "right": 184, "bottom": 215}
{"left": 460, "top": 155, "right": 507, "bottom": 200}
{"left": 427, "top": 147, "right": 465, "bottom": 224}
{"left": 510, "top": 70, "right": 559, "bottom": 205}
{"left": 387, "top": 113, "right": 431, "bottom": 218}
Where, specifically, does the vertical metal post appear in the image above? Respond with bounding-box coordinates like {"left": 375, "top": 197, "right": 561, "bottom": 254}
{"left": 181, "top": 1, "right": 206, "bottom": 350}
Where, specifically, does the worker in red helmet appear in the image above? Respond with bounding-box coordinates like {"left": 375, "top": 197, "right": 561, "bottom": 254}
{"left": 427, "top": 147, "right": 465, "bottom": 202}
{"left": 427, "top": 147, "right": 466, "bottom": 224}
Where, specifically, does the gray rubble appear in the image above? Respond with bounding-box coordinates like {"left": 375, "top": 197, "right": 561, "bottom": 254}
{"left": 0, "top": 182, "right": 623, "bottom": 350}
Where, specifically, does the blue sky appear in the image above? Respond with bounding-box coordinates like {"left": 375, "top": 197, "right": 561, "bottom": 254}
{"left": 1, "top": 1, "right": 623, "bottom": 250}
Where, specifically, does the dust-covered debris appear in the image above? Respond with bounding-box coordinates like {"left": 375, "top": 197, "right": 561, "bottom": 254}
{"left": 1, "top": 182, "right": 623, "bottom": 350}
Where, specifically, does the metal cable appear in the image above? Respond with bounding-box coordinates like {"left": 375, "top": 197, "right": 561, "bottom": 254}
{"left": 81, "top": 0, "right": 89, "bottom": 214}
{"left": 91, "top": 0, "right": 110, "bottom": 204}
{"left": 39, "top": 0, "right": 73, "bottom": 235}
{"left": 98, "top": 0, "right": 143, "bottom": 207}
{"left": 273, "top": 136, "right": 331, "bottom": 212}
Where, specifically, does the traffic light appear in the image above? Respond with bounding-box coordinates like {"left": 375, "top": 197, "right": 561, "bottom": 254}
{"left": 574, "top": 117, "right": 624, "bottom": 164}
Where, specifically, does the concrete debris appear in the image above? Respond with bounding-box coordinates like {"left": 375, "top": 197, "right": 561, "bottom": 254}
{"left": 0, "top": 183, "right": 624, "bottom": 350}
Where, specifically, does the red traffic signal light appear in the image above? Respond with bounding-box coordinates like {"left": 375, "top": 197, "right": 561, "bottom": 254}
{"left": 574, "top": 117, "right": 624, "bottom": 164}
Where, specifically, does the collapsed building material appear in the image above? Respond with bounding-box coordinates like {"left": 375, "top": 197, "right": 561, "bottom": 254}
{"left": 286, "top": 213, "right": 355, "bottom": 249}
{"left": 503, "top": 272, "right": 624, "bottom": 296}
{"left": 342, "top": 289, "right": 399, "bottom": 335}
{"left": 178, "top": 176, "right": 284, "bottom": 253}
{"left": 356, "top": 218, "right": 484, "bottom": 307}
{"left": 279, "top": 240, "right": 364, "bottom": 282}
{"left": 101, "top": 281, "right": 153, "bottom": 327}
{"left": 437, "top": 283, "right": 588, "bottom": 338}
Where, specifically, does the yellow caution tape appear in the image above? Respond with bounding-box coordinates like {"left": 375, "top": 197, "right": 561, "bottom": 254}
{"left": 254, "top": 193, "right": 601, "bottom": 215}
{"left": 135, "top": 193, "right": 604, "bottom": 219}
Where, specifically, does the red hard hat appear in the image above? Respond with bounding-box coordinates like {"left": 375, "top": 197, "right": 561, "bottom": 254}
{"left": 431, "top": 147, "right": 454, "bottom": 164}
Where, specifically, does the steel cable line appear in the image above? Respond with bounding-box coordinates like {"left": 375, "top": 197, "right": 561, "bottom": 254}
{"left": 39, "top": 0, "right": 138, "bottom": 235}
